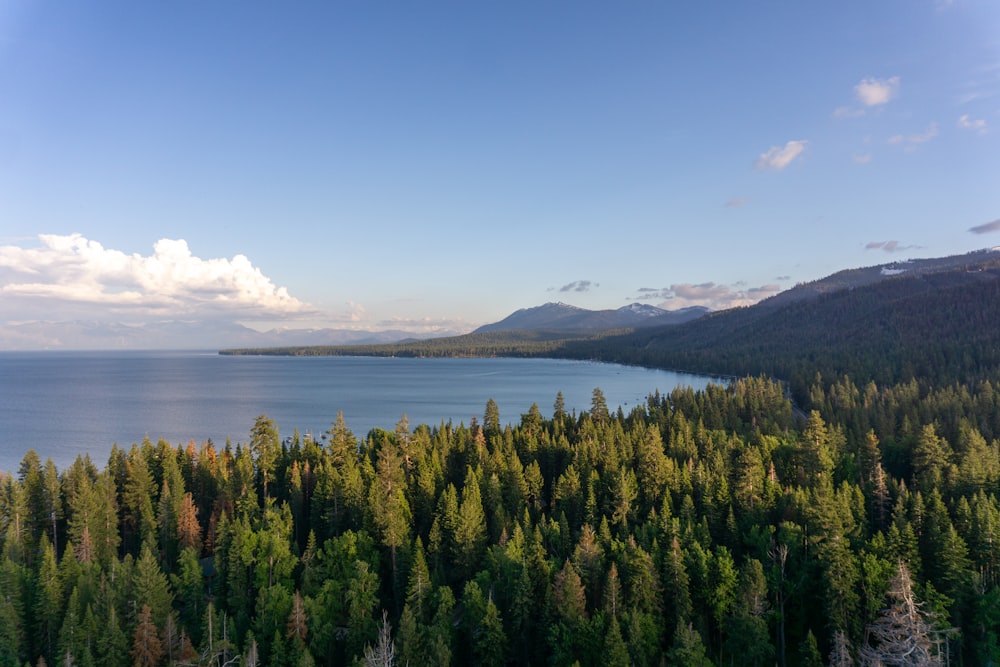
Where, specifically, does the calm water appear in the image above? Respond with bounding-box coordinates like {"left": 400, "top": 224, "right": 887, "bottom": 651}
{"left": 0, "top": 351, "right": 719, "bottom": 473}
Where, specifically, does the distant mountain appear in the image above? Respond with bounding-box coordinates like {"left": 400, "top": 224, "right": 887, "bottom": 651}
{"left": 0, "top": 320, "right": 461, "bottom": 351}
{"left": 473, "top": 302, "right": 708, "bottom": 333}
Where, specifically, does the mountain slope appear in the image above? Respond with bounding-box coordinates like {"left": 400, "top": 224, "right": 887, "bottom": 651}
{"left": 558, "top": 250, "right": 1000, "bottom": 399}
{"left": 473, "top": 302, "right": 708, "bottom": 333}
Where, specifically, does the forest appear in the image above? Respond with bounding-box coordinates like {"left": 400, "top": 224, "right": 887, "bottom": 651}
{"left": 2, "top": 371, "right": 1000, "bottom": 666}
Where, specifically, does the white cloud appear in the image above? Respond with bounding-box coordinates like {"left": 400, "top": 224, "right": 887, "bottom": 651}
{"left": 887, "top": 123, "right": 938, "bottom": 150}
{"left": 754, "top": 140, "right": 808, "bottom": 171}
{"left": 641, "top": 281, "right": 783, "bottom": 310}
{"left": 855, "top": 76, "right": 900, "bottom": 106}
{"left": 852, "top": 153, "right": 873, "bottom": 164}
{"left": 725, "top": 197, "right": 749, "bottom": 208}
{"left": 0, "top": 233, "right": 310, "bottom": 320}
{"left": 957, "top": 114, "right": 988, "bottom": 134}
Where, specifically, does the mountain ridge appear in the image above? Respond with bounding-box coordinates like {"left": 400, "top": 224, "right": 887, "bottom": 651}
{"left": 473, "top": 302, "right": 709, "bottom": 333}
{"left": 0, "top": 319, "right": 460, "bottom": 351}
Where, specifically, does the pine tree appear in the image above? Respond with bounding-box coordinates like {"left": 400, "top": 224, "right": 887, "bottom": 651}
{"left": 95, "top": 600, "right": 128, "bottom": 667}
{"left": 453, "top": 468, "right": 487, "bottom": 580}
{"left": 799, "top": 630, "right": 823, "bottom": 667}
{"left": 484, "top": 399, "right": 501, "bottom": 438}
{"left": 251, "top": 414, "right": 281, "bottom": 499}
{"left": 0, "top": 559, "right": 24, "bottom": 667}
{"left": 171, "top": 546, "right": 205, "bottom": 645}
{"left": 132, "top": 543, "right": 174, "bottom": 629}
{"left": 123, "top": 445, "right": 158, "bottom": 553}
{"left": 405, "top": 536, "right": 432, "bottom": 619}
{"left": 34, "top": 535, "right": 63, "bottom": 663}
{"left": 591, "top": 388, "right": 610, "bottom": 422}
{"left": 667, "top": 622, "right": 713, "bottom": 667}
{"left": 552, "top": 559, "right": 588, "bottom": 625}
{"left": 474, "top": 597, "right": 506, "bottom": 667}
{"left": 603, "top": 614, "right": 630, "bottom": 667}
{"left": 369, "top": 436, "right": 411, "bottom": 582}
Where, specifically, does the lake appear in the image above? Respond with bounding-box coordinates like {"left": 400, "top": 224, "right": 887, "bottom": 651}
{"left": 0, "top": 351, "right": 721, "bottom": 473}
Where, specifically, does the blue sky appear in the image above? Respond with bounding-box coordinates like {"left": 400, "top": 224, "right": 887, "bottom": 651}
{"left": 1, "top": 0, "right": 998, "bottom": 335}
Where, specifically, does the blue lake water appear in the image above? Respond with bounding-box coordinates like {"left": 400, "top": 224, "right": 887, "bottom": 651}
{"left": 0, "top": 351, "right": 720, "bottom": 473}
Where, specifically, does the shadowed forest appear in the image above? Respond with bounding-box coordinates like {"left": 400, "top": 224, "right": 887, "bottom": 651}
{"left": 2, "top": 373, "right": 1000, "bottom": 666}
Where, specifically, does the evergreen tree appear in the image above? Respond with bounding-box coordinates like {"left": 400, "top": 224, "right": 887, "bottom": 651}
{"left": 591, "top": 388, "right": 610, "bottom": 422}
{"left": 171, "top": 546, "right": 206, "bottom": 646}
{"left": 453, "top": 468, "right": 487, "bottom": 580}
{"left": 251, "top": 414, "right": 281, "bottom": 499}
{"left": 667, "top": 622, "right": 713, "bottom": 667}
{"left": 603, "top": 614, "right": 630, "bottom": 667}
{"left": 33, "top": 535, "right": 62, "bottom": 663}
{"left": 131, "top": 543, "right": 173, "bottom": 629}
{"left": 799, "top": 630, "right": 823, "bottom": 667}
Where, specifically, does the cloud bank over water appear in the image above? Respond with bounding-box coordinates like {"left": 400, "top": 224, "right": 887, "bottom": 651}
{"left": 0, "top": 233, "right": 310, "bottom": 322}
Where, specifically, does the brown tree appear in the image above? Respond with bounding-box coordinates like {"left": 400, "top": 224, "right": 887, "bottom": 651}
{"left": 176, "top": 492, "right": 202, "bottom": 553}
{"left": 131, "top": 604, "right": 164, "bottom": 667}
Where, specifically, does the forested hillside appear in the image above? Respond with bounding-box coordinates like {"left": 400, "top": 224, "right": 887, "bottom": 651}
{"left": 2, "top": 374, "right": 999, "bottom": 666}
{"left": 566, "top": 256, "right": 1000, "bottom": 401}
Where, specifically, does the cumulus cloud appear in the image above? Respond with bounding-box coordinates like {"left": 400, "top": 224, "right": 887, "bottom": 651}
{"left": 754, "top": 140, "right": 807, "bottom": 171}
{"left": 636, "top": 281, "right": 782, "bottom": 310}
{"left": 725, "top": 197, "right": 749, "bottom": 208}
{"left": 0, "top": 233, "right": 310, "bottom": 320}
{"left": 969, "top": 219, "right": 1000, "bottom": 234}
{"left": 865, "top": 240, "right": 921, "bottom": 253}
{"left": 855, "top": 76, "right": 900, "bottom": 106}
{"left": 554, "top": 280, "right": 598, "bottom": 293}
{"left": 887, "top": 124, "right": 938, "bottom": 150}
{"left": 835, "top": 77, "right": 900, "bottom": 118}
{"left": 344, "top": 301, "right": 366, "bottom": 322}
{"left": 852, "top": 153, "right": 873, "bottom": 164}
{"left": 957, "top": 114, "right": 988, "bottom": 134}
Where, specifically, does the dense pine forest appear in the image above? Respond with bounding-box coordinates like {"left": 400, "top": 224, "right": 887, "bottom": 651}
{"left": 2, "top": 371, "right": 1000, "bottom": 666}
